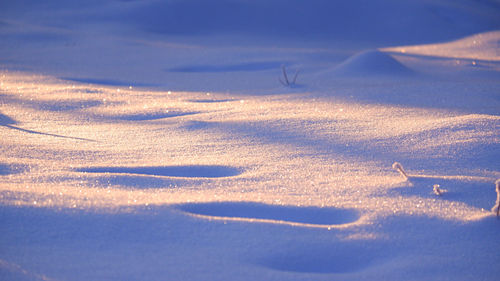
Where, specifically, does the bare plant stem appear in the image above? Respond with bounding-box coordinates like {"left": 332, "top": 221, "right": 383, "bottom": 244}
{"left": 392, "top": 162, "right": 409, "bottom": 180}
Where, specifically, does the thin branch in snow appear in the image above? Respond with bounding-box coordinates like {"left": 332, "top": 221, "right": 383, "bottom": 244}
{"left": 492, "top": 179, "right": 500, "bottom": 217}
{"left": 279, "top": 65, "right": 299, "bottom": 87}
{"left": 280, "top": 65, "right": 290, "bottom": 85}
{"left": 392, "top": 162, "right": 409, "bottom": 180}
{"left": 292, "top": 69, "right": 300, "bottom": 84}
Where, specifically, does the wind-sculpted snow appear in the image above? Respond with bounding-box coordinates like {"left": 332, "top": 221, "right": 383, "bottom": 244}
{"left": 383, "top": 31, "right": 500, "bottom": 62}
{"left": 1, "top": 3, "right": 500, "bottom": 278}
{"left": 176, "top": 202, "right": 360, "bottom": 227}
{"left": 1, "top": 66, "right": 499, "bottom": 280}
{"left": 2, "top": 204, "right": 497, "bottom": 280}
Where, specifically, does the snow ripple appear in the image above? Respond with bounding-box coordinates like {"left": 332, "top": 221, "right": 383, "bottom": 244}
{"left": 111, "top": 111, "right": 200, "bottom": 121}
{"left": 75, "top": 165, "right": 242, "bottom": 178}
{"left": 176, "top": 202, "right": 360, "bottom": 228}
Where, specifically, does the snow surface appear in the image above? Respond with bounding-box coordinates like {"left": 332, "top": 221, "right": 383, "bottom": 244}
{"left": 1, "top": 0, "right": 500, "bottom": 280}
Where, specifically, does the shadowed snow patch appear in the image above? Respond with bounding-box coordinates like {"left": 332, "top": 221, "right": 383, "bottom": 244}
{"left": 176, "top": 202, "right": 360, "bottom": 227}
{"left": 111, "top": 111, "right": 200, "bottom": 121}
{"left": 256, "top": 241, "right": 389, "bottom": 274}
{"left": 187, "top": 99, "right": 236, "bottom": 103}
{"left": 0, "top": 163, "right": 28, "bottom": 176}
{"left": 0, "top": 112, "right": 17, "bottom": 126}
{"left": 33, "top": 100, "right": 102, "bottom": 111}
{"left": 167, "top": 61, "right": 283, "bottom": 73}
{"left": 181, "top": 120, "right": 215, "bottom": 130}
{"left": 75, "top": 165, "right": 242, "bottom": 178}
{"left": 88, "top": 175, "right": 188, "bottom": 189}
{"left": 61, "top": 77, "right": 156, "bottom": 87}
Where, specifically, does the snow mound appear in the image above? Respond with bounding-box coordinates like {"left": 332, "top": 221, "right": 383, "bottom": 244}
{"left": 332, "top": 50, "right": 414, "bottom": 77}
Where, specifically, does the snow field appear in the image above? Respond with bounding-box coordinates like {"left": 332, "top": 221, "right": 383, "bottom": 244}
{"left": 1, "top": 62, "right": 499, "bottom": 279}
{"left": 1, "top": 0, "right": 500, "bottom": 278}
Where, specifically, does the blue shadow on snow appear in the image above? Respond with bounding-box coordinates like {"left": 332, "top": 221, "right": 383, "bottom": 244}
{"left": 176, "top": 201, "right": 360, "bottom": 225}
{"left": 167, "top": 61, "right": 283, "bottom": 73}
{"left": 75, "top": 165, "right": 242, "bottom": 178}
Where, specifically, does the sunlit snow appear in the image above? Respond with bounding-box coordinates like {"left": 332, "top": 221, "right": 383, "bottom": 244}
{"left": 1, "top": 1, "right": 499, "bottom": 280}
